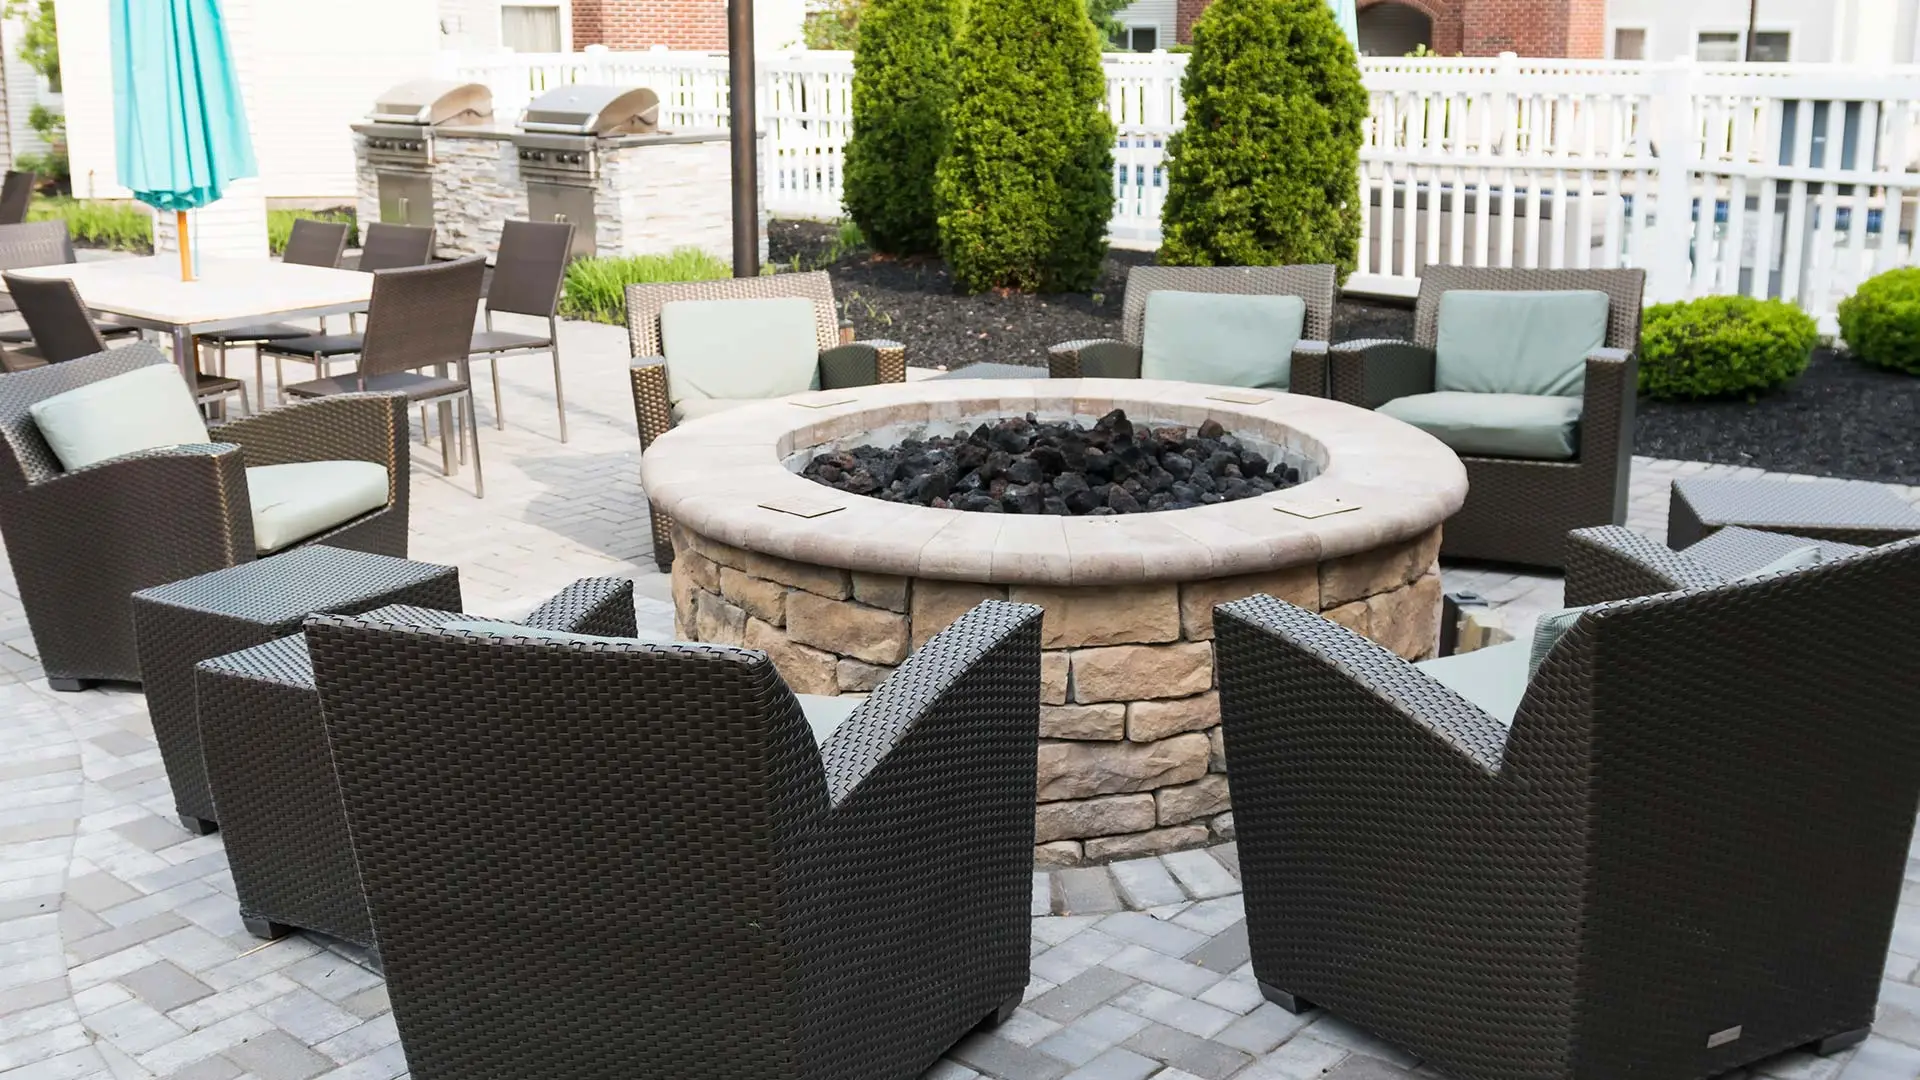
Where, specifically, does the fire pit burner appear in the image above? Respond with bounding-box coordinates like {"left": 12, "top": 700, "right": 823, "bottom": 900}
{"left": 801, "top": 409, "right": 1301, "bottom": 515}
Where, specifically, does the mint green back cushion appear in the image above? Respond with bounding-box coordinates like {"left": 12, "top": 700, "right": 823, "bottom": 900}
{"left": 1377, "top": 391, "right": 1582, "bottom": 460}
{"left": 28, "top": 364, "right": 212, "bottom": 471}
{"left": 1140, "top": 291, "right": 1305, "bottom": 391}
{"left": 1434, "top": 290, "right": 1610, "bottom": 396}
{"left": 1413, "top": 640, "right": 1530, "bottom": 727}
{"left": 660, "top": 297, "right": 820, "bottom": 410}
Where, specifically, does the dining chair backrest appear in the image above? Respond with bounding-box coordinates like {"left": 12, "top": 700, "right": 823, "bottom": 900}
{"left": 357, "top": 223, "right": 437, "bottom": 272}
{"left": 357, "top": 256, "right": 486, "bottom": 382}
{"left": 486, "top": 220, "right": 573, "bottom": 319}
{"left": 282, "top": 218, "right": 350, "bottom": 269}
{"left": 0, "top": 171, "right": 35, "bottom": 226}
{"left": 4, "top": 273, "right": 107, "bottom": 364}
{"left": 0, "top": 221, "right": 76, "bottom": 274}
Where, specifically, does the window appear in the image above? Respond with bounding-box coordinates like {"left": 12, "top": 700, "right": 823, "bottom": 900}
{"left": 1695, "top": 31, "right": 1742, "bottom": 62}
{"left": 502, "top": 5, "right": 563, "bottom": 53}
{"left": 1118, "top": 24, "right": 1158, "bottom": 52}
{"left": 1612, "top": 27, "right": 1646, "bottom": 60}
{"left": 1751, "top": 31, "right": 1791, "bottom": 62}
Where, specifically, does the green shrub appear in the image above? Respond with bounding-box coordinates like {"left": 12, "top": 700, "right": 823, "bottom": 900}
{"left": 1639, "top": 295, "right": 1818, "bottom": 400}
{"left": 268, "top": 208, "right": 358, "bottom": 256}
{"left": 934, "top": 0, "right": 1114, "bottom": 292}
{"left": 558, "top": 248, "right": 731, "bottom": 324}
{"left": 1158, "top": 0, "right": 1367, "bottom": 274}
{"left": 1837, "top": 267, "right": 1920, "bottom": 375}
{"left": 842, "top": 0, "right": 962, "bottom": 255}
{"left": 28, "top": 196, "right": 150, "bottom": 252}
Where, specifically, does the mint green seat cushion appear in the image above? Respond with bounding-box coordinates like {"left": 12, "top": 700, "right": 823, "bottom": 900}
{"left": 28, "top": 364, "right": 211, "bottom": 471}
{"left": 1434, "top": 289, "right": 1610, "bottom": 396}
{"left": 671, "top": 396, "right": 767, "bottom": 424}
{"left": 245, "top": 461, "right": 389, "bottom": 554}
{"left": 1140, "top": 291, "right": 1306, "bottom": 391}
{"left": 1413, "top": 640, "right": 1530, "bottom": 727}
{"left": 1377, "top": 391, "right": 1582, "bottom": 460}
{"left": 660, "top": 297, "right": 820, "bottom": 418}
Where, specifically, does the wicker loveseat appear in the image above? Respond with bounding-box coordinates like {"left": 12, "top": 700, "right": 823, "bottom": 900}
{"left": 307, "top": 598, "right": 1042, "bottom": 1080}
{"left": 1564, "top": 524, "right": 1867, "bottom": 606}
{"left": 1214, "top": 536, "right": 1920, "bottom": 1080}
{"left": 627, "top": 271, "right": 905, "bottom": 570}
{"left": 1327, "top": 266, "right": 1646, "bottom": 568}
{"left": 1047, "top": 265, "right": 1338, "bottom": 394}
{"left": 0, "top": 344, "right": 408, "bottom": 688}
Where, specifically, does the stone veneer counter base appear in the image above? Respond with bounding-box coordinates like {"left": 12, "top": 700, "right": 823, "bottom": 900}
{"left": 642, "top": 379, "right": 1468, "bottom": 865}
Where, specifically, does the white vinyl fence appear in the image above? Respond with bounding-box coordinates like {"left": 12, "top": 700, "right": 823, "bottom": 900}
{"left": 442, "top": 46, "right": 1920, "bottom": 324}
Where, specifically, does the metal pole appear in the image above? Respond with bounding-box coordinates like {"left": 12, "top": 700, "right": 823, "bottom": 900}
{"left": 1745, "top": 0, "right": 1760, "bottom": 60}
{"left": 728, "top": 0, "right": 760, "bottom": 278}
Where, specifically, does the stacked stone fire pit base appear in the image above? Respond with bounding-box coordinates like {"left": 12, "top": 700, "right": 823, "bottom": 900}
{"left": 641, "top": 378, "right": 1467, "bottom": 867}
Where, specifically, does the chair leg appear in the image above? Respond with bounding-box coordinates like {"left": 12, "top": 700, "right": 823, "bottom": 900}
{"left": 490, "top": 356, "right": 504, "bottom": 431}
{"left": 243, "top": 916, "right": 294, "bottom": 941}
{"left": 419, "top": 407, "right": 431, "bottom": 447}
{"left": 465, "top": 392, "right": 485, "bottom": 498}
{"left": 1808, "top": 1028, "right": 1871, "bottom": 1056}
{"left": 254, "top": 346, "right": 266, "bottom": 411}
{"left": 274, "top": 355, "right": 286, "bottom": 404}
{"left": 975, "top": 990, "right": 1025, "bottom": 1031}
{"left": 1259, "top": 983, "right": 1316, "bottom": 1015}
{"left": 182, "top": 815, "right": 217, "bottom": 836}
{"left": 437, "top": 401, "right": 456, "bottom": 476}
{"left": 551, "top": 341, "right": 568, "bottom": 444}
{"left": 45, "top": 677, "right": 90, "bottom": 693}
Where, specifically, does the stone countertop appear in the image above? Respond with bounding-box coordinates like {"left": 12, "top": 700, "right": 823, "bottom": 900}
{"left": 641, "top": 379, "right": 1467, "bottom": 587}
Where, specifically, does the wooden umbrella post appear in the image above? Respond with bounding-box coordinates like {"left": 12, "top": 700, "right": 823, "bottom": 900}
{"left": 175, "top": 210, "right": 193, "bottom": 281}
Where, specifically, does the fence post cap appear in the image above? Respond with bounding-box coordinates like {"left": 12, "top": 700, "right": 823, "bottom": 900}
{"left": 584, "top": 44, "right": 609, "bottom": 54}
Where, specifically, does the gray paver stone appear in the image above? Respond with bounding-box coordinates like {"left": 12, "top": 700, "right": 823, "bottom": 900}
{"left": 1054, "top": 868, "right": 1124, "bottom": 916}
{"left": 119, "top": 959, "right": 214, "bottom": 1012}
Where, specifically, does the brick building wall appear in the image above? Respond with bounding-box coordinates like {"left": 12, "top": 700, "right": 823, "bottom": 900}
{"left": 573, "top": 0, "right": 728, "bottom": 49}
{"left": 1175, "top": 0, "right": 1604, "bottom": 56}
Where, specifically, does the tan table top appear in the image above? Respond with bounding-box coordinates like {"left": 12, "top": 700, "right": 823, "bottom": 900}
{"left": 7, "top": 257, "right": 372, "bottom": 330}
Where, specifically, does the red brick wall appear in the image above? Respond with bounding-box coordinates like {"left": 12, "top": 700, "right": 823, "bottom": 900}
{"left": 1183, "top": 0, "right": 1601, "bottom": 55}
{"left": 573, "top": 0, "right": 729, "bottom": 50}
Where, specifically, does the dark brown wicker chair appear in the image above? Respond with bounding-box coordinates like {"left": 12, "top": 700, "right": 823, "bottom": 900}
{"left": 0, "top": 170, "right": 34, "bottom": 225}
{"left": 1047, "top": 265, "right": 1338, "bottom": 394}
{"left": 1326, "top": 266, "right": 1646, "bottom": 568}
{"left": 628, "top": 271, "right": 906, "bottom": 570}
{"left": 262, "top": 223, "right": 439, "bottom": 397}
{"left": 306, "top": 597, "right": 1042, "bottom": 1080}
{"left": 0, "top": 343, "right": 409, "bottom": 689}
{"left": 469, "top": 219, "right": 573, "bottom": 441}
{"left": 285, "top": 255, "right": 488, "bottom": 496}
{"left": 0, "top": 221, "right": 141, "bottom": 340}
{"left": 1215, "top": 536, "right": 1920, "bottom": 1080}
{"left": 1564, "top": 523, "right": 1867, "bottom": 606}
{"left": 194, "top": 577, "right": 636, "bottom": 946}
{"left": 199, "top": 218, "right": 352, "bottom": 409}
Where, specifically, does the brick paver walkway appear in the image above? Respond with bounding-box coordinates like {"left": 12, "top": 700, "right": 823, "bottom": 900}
{"left": 2, "top": 319, "right": 1917, "bottom": 1080}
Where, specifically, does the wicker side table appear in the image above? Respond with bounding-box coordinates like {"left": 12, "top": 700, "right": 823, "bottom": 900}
{"left": 132, "top": 549, "right": 461, "bottom": 833}
{"left": 1669, "top": 478, "right": 1920, "bottom": 550}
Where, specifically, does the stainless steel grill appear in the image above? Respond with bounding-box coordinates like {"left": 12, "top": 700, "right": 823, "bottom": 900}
{"left": 354, "top": 81, "right": 494, "bottom": 229}
{"left": 511, "top": 85, "right": 663, "bottom": 258}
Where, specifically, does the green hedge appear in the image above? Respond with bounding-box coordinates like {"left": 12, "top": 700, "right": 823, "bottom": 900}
{"left": 268, "top": 209, "right": 358, "bottom": 256}
{"left": 1837, "top": 267, "right": 1920, "bottom": 375}
{"left": 558, "top": 249, "right": 731, "bottom": 325}
{"left": 1159, "top": 0, "right": 1367, "bottom": 272}
{"left": 842, "top": 0, "right": 962, "bottom": 255}
{"left": 28, "top": 196, "right": 150, "bottom": 252}
{"left": 933, "top": 0, "right": 1114, "bottom": 292}
{"left": 1639, "top": 295, "right": 1818, "bottom": 400}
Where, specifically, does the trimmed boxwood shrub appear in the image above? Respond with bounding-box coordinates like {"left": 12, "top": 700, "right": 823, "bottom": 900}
{"left": 841, "top": 0, "right": 962, "bottom": 255}
{"left": 933, "top": 0, "right": 1114, "bottom": 292}
{"left": 1158, "top": 0, "right": 1367, "bottom": 273}
{"left": 1639, "top": 295, "right": 1818, "bottom": 400}
{"left": 1837, "top": 267, "right": 1920, "bottom": 375}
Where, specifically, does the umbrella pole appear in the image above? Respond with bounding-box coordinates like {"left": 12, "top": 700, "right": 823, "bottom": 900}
{"left": 176, "top": 211, "right": 193, "bottom": 281}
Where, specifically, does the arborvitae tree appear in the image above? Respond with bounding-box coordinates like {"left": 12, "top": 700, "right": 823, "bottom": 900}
{"left": 1158, "top": 0, "right": 1367, "bottom": 273}
{"left": 841, "top": 0, "right": 963, "bottom": 253}
{"left": 933, "top": 0, "right": 1115, "bottom": 292}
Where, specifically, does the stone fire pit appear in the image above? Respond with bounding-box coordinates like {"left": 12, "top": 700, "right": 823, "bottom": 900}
{"left": 640, "top": 379, "right": 1467, "bottom": 866}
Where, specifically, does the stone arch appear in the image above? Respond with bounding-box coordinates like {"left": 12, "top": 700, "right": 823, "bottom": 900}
{"left": 1357, "top": 0, "right": 1461, "bottom": 55}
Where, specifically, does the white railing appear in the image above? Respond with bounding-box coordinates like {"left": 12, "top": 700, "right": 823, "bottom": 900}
{"left": 442, "top": 46, "right": 1920, "bottom": 324}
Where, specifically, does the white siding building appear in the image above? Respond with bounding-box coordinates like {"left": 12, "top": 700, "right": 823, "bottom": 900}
{"left": 1606, "top": 0, "right": 1920, "bottom": 63}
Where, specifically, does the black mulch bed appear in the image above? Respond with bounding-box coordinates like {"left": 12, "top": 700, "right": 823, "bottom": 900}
{"left": 770, "top": 220, "right": 1920, "bottom": 485}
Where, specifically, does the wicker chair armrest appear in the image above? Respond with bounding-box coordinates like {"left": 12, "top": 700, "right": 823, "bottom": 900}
{"left": 1577, "top": 346, "right": 1636, "bottom": 460}
{"left": 32, "top": 443, "right": 252, "bottom": 556}
{"left": 817, "top": 342, "right": 881, "bottom": 390}
{"left": 630, "top": 357, "right": 675, "bottom": 451}
{"left": 520, "top": 578, "right": 638, "bottom": 637}
{"left": 1328, "top": 339, "right": 1437, "bottom": 409}
{"left": 1215, "top": 595, "right": 1510, "bottom": 776}
{"left": 1048, "top": 338, "right": 1122, "bottom": 379}
{"left": 1290, "top": 339, "right": 1331, "bottom": 397}
{"left": 1564, "top": 526, "right": 1724, "bottom": 606}
{"left": 210, "top": 392, "right": 408, "bottom": 470}
{"left": 861, "top": 339, "right": 907, "bottom": 383}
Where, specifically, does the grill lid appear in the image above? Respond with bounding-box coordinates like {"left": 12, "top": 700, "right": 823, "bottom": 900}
{"left": 519, "top": 85, "right": 661, "bottom": 137}
{"left": 369, "top": 80, "right": 493, "bottom": 127}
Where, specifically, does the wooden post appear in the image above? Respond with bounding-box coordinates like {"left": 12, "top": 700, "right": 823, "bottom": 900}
{"left": 176, "top": 210, "right": 194, "bottom": 281}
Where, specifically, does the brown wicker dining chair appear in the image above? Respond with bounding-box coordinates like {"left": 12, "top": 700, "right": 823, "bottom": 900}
{"left": 307, "top": 597, "right": 1041, "bottom": 1080}
{"left": 1326, "top": 265, "right": 1646, "bottom": 568}
{"left": 197, "top": 217, "right": 351, "bottom": 408}
{"left": 2, "top": 271, "right": 248, "bottom": 412}
{"left": 628, "top": 270, "right": 906, "bottom": 570}
{"left": 0, "top": 170, "right": 34, "bottom": 225}
{"left": 1215, "top": 534, "right": 1920, "bottom": 1080}
{"left": 261, "top": 222, "right": 438, "bottom": 400}
{"left": 468, "top": 219, "right": 573, "bottom": 441}
{"left": 1048, "top": 264, "right": 1338, "bottom": 394}
{"left": 0, "top": 343, "right": 409, "bottom": 689}
{"left": 284, "top": 255, "right": 489, "bottom": 496}
{"left": 0, "top": 220, "right": 142, "bottom": 335}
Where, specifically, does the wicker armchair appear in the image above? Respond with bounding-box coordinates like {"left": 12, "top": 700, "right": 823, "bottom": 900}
{"left": 1047, "top": 265, "right": 1337, "bottom": 393}
{"left": 306, "top": 598, "right": 1041, "bottom": 1080}
{"left": 1327, "top": 266, "right": 1646, "bottom": 567}
{"left": 0, "top": 344, "right": 409, "bottom": 688}
{"left": 627, "top": 271, "right": 906, "bottom": 570}
{"left": 1564, "top": 524, "right": 1866, "bottom": 606}
{"left": 1215, "top": 536, "right": 1920, "bottom": 1080}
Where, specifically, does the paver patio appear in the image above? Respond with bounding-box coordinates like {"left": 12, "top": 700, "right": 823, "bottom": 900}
{"left": 2, "top": 318, "right": 1917, "bottom": 1080}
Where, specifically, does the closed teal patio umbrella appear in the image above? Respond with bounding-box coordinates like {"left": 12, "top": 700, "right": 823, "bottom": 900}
{"left": 111, "top": 0, "right": 257, "bottom": 281}
{"left": 1329, "top": 0, "right": 1358, "bottom": 47}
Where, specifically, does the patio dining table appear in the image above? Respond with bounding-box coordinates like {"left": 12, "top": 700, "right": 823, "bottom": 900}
{"left": 4, "top": 256, "right": 372, "bottom": 382}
